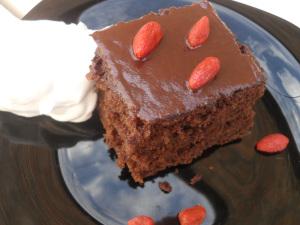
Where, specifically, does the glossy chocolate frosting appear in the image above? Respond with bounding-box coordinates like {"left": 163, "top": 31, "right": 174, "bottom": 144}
{"left": 92, "top": 2, "right": 265, "bottom": 121}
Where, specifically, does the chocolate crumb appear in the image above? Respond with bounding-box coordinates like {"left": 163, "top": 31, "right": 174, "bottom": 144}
{"left": 190, "top": 174, "right": 203, "bottom": 185}
{"left": 208, "top": 166, "right": 214, "bottom": 171}
{"left": 159, "top": 181, "right": 172, "bottom": 193}
{"left": 174, "top": 168, "right": 179, "bottom": 174}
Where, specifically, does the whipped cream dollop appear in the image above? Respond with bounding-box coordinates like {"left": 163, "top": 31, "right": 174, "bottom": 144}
{"left": 0, "top": 6, "right": 97, "bottom": 122}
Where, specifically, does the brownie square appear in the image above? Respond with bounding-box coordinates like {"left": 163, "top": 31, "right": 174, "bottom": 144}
{"left": 88, "top": 2, "right": 265, "bottom": 183}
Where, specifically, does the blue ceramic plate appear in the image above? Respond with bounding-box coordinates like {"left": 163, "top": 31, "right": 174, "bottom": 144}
{"left": 58, "top": 1, "right": 300, "bottom": 225}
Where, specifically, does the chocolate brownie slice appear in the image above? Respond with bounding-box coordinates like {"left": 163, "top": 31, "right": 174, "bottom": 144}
{"left": 88, "top": 2, "right": 265, "bottom": 183}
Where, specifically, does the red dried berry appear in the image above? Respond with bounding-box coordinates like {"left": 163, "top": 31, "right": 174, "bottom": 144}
{"left": 187, "top": 16, "right": 210, "bottom": 49}
{"left": 128, "top": 215, "right": 155, "bottom": 225}
{"left": 133, "top": 21, "right": 163, "bottom": 59}
{"left": 188, "top": 56, "right": 221, "bottom": 90}
{"left": 178, "top": 205, "right": 206, "bottom": 225}
{"left": 256, "top": 133, "right": 289, "bottom": 153}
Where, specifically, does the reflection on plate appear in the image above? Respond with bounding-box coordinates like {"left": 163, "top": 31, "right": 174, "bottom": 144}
{"left": 59, "top": 1, "right": 300, "bottom": 225}
{"left": 59, "top": 139, "right": 225, "bottom": 225}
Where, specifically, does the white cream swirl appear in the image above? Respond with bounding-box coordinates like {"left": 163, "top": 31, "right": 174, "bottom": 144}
{"left": 0, "top": 5, "right": 97, "bottom": 122}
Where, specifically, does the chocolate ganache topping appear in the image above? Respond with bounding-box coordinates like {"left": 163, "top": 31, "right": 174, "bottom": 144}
{"left": 92, "top": 3, "right": 265, "bottom": 121}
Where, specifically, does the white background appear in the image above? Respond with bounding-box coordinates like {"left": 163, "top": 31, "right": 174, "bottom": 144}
{"left": 235, "top": 0, "right": 300, "bottom": 28}
{"left": 0, "top": 1, "right": 299, "bottom": 28}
